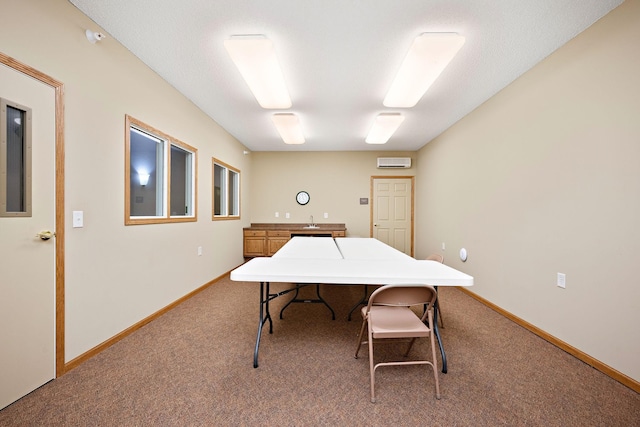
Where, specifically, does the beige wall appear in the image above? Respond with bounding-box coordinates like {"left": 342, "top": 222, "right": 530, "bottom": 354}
{"left": 2, "top": 0, "right": 637, "bottom": 385}
{"left": 415, "top": 0, "right": 639, "bottom": 382}
{"left": 249, "top": 151, "right": 415, "bottom": 238}
{"left": 1, "top": 0, "right": 251, "bottom": 361}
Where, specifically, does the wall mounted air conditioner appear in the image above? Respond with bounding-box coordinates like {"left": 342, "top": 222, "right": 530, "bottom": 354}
{"left": 376, "top": 157, "right": 412, "bottom": 168}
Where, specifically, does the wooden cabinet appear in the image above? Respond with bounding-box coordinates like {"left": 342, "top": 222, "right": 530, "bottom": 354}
{"left": 243, "top": 224, "right": 347, "bottom": 258}
{"left": 267, "top": 230, "right": 290, "bottom": 256}
{"left": 243, "top": 230, "right": 266, "bottom": 257}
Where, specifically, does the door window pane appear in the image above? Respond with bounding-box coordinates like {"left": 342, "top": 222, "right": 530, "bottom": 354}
{"left": 1, "top": 98, "right": 31, "bottom": 217}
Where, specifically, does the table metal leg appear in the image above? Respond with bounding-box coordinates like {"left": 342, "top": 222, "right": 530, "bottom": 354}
{"left": 434, "top": 286, "right": 444, "bottom": 328}
{"left": 253, "top": 281, "right": 273, "bottom": 368}
{"left": 278, "top": 284, "right": 301, "bottom": 319}
{"left": 432, "top": 303, "right": 447, "bottom": 373}
{"left": 347, "top": 284, "right": 370, "bottom": 321}
{"left": 279, "top": 284, "right": 335, "bottom": 320}
{"left": 253, "top": 282, "right": 443, "bottom": 370}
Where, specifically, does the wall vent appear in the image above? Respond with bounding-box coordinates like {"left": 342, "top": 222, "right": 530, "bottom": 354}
{"left": 376, "top": 157, "right": 412, "bottom": 168}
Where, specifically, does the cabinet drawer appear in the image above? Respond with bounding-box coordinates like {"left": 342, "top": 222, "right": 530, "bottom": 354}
{"left": 244, "top": 230, "right": 266, "bottom": 237}
{"left": 333, "top": 231, "right": 346, "bottom": 237}
{"left": 267, "top": 230, "right": 290, "bottom": 237}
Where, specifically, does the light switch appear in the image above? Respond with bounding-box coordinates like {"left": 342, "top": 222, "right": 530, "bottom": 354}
{"left": 285, "top": 212, "right": 290, "bottom": 219}
{"left": 323, "top": 212, "right": 329, "bottom": 219}
{"left": 557, "top": 273, "right": 566, "bottom": 289}
{"left": 72, "top": 210, "right": 83, "bottom": 228}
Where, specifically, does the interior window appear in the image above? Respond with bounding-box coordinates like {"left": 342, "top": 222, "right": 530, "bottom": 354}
{"left": 125, "top": 115, "right": 197, "bottom": 224}
{"left": 213, "top": 158, "right": 240, "bottom": 220}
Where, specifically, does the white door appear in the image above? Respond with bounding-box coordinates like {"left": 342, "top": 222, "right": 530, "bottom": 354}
{"left": 372, "top": 177, "right": 413, "bottom": 256}
{"left": 0, "top": 64, "right": 56, "bottom": 409}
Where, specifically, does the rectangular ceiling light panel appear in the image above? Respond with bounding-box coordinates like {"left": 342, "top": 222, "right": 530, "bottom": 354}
{"left": 365, "top": 113, "right": 405, "bottom": 144}
{"left": 383, "top": 33, "right": 465, "bottom": 108}
{"left": 224, "top": 35, "right": 292, "bottom": 109}
{"left": 272, "top": 113, "right": 305, "bottom": 144}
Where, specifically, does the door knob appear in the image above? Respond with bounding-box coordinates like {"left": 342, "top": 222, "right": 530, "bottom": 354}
{"left": 36, "top": 230, "right": 55, "bottom": 240}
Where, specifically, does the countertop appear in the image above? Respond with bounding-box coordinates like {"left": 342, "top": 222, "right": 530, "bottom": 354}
{"left": 244, "top": 223, "right": 346, "bottom": 231}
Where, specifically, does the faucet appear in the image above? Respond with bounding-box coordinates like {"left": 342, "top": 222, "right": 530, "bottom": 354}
{"left": 310, "top": 215, "right": 314, "bottom": 226}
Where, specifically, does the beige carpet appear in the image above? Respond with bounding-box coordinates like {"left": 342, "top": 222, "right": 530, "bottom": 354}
{"left": 1, "top": 277, "right": 638, "bottom": 426}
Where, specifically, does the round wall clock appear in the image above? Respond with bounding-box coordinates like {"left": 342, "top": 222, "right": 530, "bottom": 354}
{"left": 296, "top": 191, "right": 310, "bottom": 205}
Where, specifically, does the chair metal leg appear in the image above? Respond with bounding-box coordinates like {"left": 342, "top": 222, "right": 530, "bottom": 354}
{"left": 354, "top": 317, "right": 368, "bottom": 358}
{"left": 428, "top": 310, "right": 441, "bottom": 399}
{"left": 403, "top": 337, "right": 418, "bottom": 357}
{"left": 367, "top": 323, "right": 377, "bottom": 403}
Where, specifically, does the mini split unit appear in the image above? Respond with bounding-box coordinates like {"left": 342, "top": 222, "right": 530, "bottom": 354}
{"left": 376, "top": 157, "right": 412, "bottom": 168}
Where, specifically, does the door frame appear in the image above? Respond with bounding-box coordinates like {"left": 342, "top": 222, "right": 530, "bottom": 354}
{"left": 370, "top": 175, "right": 415, "bottom": 257}
{"left": 1, "top": 52, "right": 66, "bottom": 377}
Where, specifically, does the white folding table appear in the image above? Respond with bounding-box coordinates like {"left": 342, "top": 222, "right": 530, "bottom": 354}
{"left": 335, "top": 237, "right": 415, "bottom": 320}
{"left": 272, "top": 237, "right": 343, "bottom": 319}
{"left": 230, "top": 237, "right": 474, "bottom": 368}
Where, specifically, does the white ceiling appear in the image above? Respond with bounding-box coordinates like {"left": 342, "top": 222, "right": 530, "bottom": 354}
{"left": 69, "top": 0, "right": 622, "bottom": 152}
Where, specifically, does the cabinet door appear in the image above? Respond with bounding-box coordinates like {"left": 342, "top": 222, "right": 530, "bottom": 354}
{"left": 267, "top": 238, "right": 289, "bottom": 256}
{"left": 244, "top": 237, "right": 266, "bottom": 257}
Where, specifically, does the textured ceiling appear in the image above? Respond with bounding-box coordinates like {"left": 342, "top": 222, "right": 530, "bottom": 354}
{"left": 69, "top": 0, "right": 623, "bottom": 152}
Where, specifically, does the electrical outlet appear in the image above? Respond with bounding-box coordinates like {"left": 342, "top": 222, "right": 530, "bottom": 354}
{"left": 197, "top": 246, "right": 203, "bottom": 256}
{"left": 275, "top": 212, "right": 279, "bottom": 218}
{"left": 442, "top": 242, "right": 446, "bottom": 250}
{"left": 324, "top": 212, "right": 329, "bottom": 219}
{"left": 285, "top": 212, "right": 290, "bottom": 219}
{"left": 557, "top": 273, "right": 566, "bottom": 289}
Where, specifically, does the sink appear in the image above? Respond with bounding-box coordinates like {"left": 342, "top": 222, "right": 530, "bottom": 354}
{"left": 303, "top": 225, "right": 319, "bottom": 229}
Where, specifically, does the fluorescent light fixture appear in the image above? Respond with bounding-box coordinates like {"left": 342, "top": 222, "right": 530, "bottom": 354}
{"left": 365, "top": 113, "right": 405, "bottom": 144}
{"left": 272, "top": 113, "right": 305, "bottom": 144}
{"left": 224, "top": 35, "right": 292, "bottom": 109}
{"left": 383, "top": 33, "right": 465, "bottom": 108}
